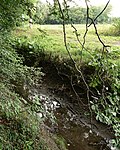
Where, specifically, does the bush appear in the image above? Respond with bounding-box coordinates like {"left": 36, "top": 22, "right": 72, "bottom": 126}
{"left": 112, "top": 18, "right": 120, "bottom": 36}
{"left": 89, "top": 54, "right": 120, "bottom": 149}
{"left": 0, "top": 84, "right": 47, "bottom": 150}
{"left": 0, "top": 33, "right": 47, "bottom": 149}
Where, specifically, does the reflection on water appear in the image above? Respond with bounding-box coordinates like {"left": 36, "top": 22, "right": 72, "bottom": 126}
{"left": 54, "top": 107, "right": 109, "bottom": 150}
{"left": 30, "top": 92, "right": 111, "bottom": 150}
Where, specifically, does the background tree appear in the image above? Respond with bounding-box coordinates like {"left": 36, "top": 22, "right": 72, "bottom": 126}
{"left": 33, "top": 0, "right": 49, "bottom": 24}
{"left": 32, "top": 2, "right": 112, "bottom": 25}
{"left": 90, "top": 5, "right": 112, "bottom": 23}
{"left": 68, "top": 7, "right": 87, "bottom": 24}
{"left": 0, "top": 0, "right": 37, "bottom": 31}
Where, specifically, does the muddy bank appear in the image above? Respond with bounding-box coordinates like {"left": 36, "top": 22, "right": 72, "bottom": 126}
{"left": 39, "top": 60, "right": 113, "bottom": 133}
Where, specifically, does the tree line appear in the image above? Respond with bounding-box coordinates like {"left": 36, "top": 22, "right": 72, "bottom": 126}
{"left": 31, "top": 1, "right": 112, "bottom": 24}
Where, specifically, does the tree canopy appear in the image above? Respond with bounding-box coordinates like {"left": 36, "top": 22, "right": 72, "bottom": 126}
{"left": 0, "top": 0, "right": 37, "bottom": 31}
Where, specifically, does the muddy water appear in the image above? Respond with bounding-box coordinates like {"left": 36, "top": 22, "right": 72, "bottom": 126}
{"left": 29, "top": 86, "right": 112, "bottom": 150}
{"left": 54, "top": 107, "right": 108, "bottom": 150}
{"left": 55, "top": 108, "right": 109, "bottom": 150}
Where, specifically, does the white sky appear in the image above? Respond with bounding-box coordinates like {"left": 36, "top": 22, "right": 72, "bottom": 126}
{"left": 87, "top": 0, "right": 120, "bottom": 17}
{"left": 41, "top": 0, "right": 120, "bottom": 17}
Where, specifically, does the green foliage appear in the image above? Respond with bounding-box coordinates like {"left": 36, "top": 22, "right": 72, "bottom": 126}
{"left": 11, "top": 24, "right": 120, "bottom": 149}
{"left": 101, "top": 18, "right": 120, "bottom": 36}
{"left": 0, "top": 42, "right": 48, "bottom": 149}
{"left": 111, "top": 18, "right": 120, "bottom": 36}
{"left": 0, "top": 0, "right": 23, "bottom": 30}
{"left": 0, "top": 25, "right": 48, "bottom": 150}
{"left": 0, "top": 1, "right": 61, "bottom": 149}
{"left": 53, "top": 136, "right": 67, "bottom": 150}
{"left": 68, "top": 5, "right": 112, "bottom": 24}
{"left": 89, "top": 54, "right": 120, "bottom": 149}
{"left": 68, "top": 7, "right": 87, "bottom": 24}
{"left": 89, "top": 5, "right": 112, "bottom": 23}
{"left": 33, "top": 1, "right": 49, "bottom": 24}
{"left": 0, "top": 0, "right": 37, "bottom": 31}
{"left": 11, "top": 35, "right": 46, "bottom": 66}
{"left": 0, "top": 34, "right": 43, "bottom": 85}
{"left": 1, "top": 35, "right": 23, "bottom": 83}
{"left": 113, "top": 18, "right": 120, "bottom": 29}
{"left": 0, "top": 84, "right": 47, "bottom": 150}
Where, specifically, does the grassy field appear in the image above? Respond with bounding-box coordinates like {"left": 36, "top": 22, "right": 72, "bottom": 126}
{"left": 13, "top": 24, "right": 120, "bottom": 65}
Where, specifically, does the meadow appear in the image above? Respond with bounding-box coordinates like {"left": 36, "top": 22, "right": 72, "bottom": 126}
{"left": 13, "top": 24, "right": 120, "bottom": 66}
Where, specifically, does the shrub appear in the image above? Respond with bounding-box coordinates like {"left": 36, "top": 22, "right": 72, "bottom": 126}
{"left": 0, "top": 34, "right": 47, "bottom": 150}
{"left": 89, "top": 53, "right": 120, "bottom": 149}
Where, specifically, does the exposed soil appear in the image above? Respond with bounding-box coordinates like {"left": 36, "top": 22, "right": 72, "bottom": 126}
{"left": 31, "top": 59, "right": 115, "bottom": 150}
{"left": 15, "top": 50, "right": 115, "bottom": 150}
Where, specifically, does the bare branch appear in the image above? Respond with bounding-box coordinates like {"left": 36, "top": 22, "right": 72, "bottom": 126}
{"left": 56, "top": 1, "right": 93, "bottom": 128}
{"left": 85, "top": 0, "right": 110, "bottom": 53}
{"left": 82, "top": 0, "right": 89, "bottom": 49}
{"left": 56, "top": 0, "right": 111, "bottom": 129}
{"left": 56, "top": 0, "right": 76, "bottom": 66}
{"left": 88, "top": 0, "right": 111, "bottom": 27}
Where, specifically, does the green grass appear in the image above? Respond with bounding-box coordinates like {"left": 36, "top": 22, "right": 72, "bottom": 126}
{"left": 13, "top": 24, "right": 120, "bottom": 65}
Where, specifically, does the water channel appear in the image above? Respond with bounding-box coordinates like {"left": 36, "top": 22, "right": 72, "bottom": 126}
{"left": 28, "top": 82, "right": 114, "bottom": 150}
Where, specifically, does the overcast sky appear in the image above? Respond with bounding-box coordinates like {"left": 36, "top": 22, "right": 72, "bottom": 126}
{"left": 87, "top": 0, "right": 120, "bottom": 17}
{"left": 41, "top": 0, "right": 120, "bottom": 17}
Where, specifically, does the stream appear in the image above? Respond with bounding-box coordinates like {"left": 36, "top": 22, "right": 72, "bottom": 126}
{"left": 28, "top": 82, "right": 114, "bottom": 150}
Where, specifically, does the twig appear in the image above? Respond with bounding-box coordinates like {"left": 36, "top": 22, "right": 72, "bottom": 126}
{"left": 70, "top": 75, "right": 87, "bottom": 106}
{"left": 57, "top": 0, "right": 76, "bottom": 66}
{"left": 56, "top": 0, "right": 93, "bottom": 128}
{"left": 89, "top": 17, "right": 110, "bottom": 53}
{"left": 82, "top": 0, "right": 89, "bottom": 50}
{"left": 88, "top": 0, "right": 110, "bottom": 27}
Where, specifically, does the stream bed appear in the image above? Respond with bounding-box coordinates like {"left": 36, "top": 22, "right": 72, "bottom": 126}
{"left": 28, "top": 83, "right": 114, "bottom": 150}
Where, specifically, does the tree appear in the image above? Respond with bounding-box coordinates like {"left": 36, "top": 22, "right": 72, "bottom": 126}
{"left": 32, "top": 2, "right": 112, "bottom": 25}
{"left": 33, "top": 1, "right": 49, "bottom": 24}
{"left": 0, "top": 0, "right": 37, "bottom": 31}
{"left": 68, "top": 7, "right": 87, "bottom": 24}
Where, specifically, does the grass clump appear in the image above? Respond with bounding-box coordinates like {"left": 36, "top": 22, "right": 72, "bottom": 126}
{"left": 100, "top": 19, "right": 120, "bottom": 36}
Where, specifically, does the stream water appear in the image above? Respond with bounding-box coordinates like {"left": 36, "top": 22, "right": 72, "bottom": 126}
{"left": 28, "top": 84, "right": 113, "bottom": 150}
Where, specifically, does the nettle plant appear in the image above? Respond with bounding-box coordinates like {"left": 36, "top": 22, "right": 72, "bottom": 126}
{"left": 89, "top": 53, "right": 120, "bottom": 148}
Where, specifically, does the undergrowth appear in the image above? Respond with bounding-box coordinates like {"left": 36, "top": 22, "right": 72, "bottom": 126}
{"left": 88, "top": 54, "right": 120, "bottom": 148}
{"left": 101, "top": 18, "right": 120, "bottom": 36}
{"left": 0, "top": 33, "right": 49, "bottom": 150}
{"left": 0, "top": 84, "right": 47, "bottom": 150}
